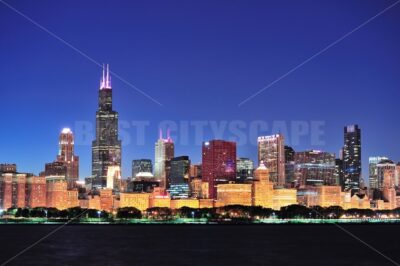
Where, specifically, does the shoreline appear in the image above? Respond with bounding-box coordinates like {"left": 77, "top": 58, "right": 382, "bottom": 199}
{"left": 1, "top": 218, "right": 400, "bottom": 225}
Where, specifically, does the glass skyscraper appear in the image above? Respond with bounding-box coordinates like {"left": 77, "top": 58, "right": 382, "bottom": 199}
{"left": 202, "top": 140, "right": 236, "bottom": 199}
{"left": 343, "top": 125, "right": 361, "bottom": 193}
{"left": 91, "top": 65, "right": 122, "bottom": 189}
{"left": 257, "top": 134, "right": 285, "bottom": 187}
{"left": 132, "top": 159, "right": 153, "bottom": 179}
{"left": 154, "top": 129, "right": 174, "bottom": 188}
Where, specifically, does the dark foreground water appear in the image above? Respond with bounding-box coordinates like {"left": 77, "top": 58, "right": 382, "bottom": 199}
{"left": 0, "top": 224, "right": 399, "bottom": 266}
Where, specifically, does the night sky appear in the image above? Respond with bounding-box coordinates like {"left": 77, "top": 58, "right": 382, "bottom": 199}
{"left": 1, "top": 0, "right": 399, "bottom": 183}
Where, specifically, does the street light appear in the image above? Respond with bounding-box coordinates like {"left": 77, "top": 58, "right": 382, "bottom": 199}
{"left": 97, "top": 211, "right": 101, "bottom": 219}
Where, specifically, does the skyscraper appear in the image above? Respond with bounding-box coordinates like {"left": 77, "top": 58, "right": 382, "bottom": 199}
{"left": 132, "top": 159, "right": 153, "bottom": 179}
{"left": 257, "top": 134, "right": 285, "bottom": 187}
{"left": 368, "top": 156, "right": 389, "bottom": 190}
{"left": 343, "top": 125, "right": 361, "bottom": 193}
{"left": 236, "top": 158, "right": 254, "bottom": 182}
{"left": 57, "top": 128, "right": 79, "bottom": 189}
{"left": 154, "top": 129, "right": 174, "bottom": 188}
{"left": 377, "top": 159, "right": 396, "bottom": 190}
{"left": 92, "top": 65, "right": 122, "bottom": 189}
{"left": 284, "top": 146, "right": 295, "bottom": 186}
{"left": 202, "top": 140, "right": 236, "bottom": 199}
{"left": 294, "top": 150, "right": 337, "bottom": 187}
{"left": 169, "top": 156, "right": 190, "bottom": 185}
{"left": 43, "top": 128, "right": 79, "bottom": 189}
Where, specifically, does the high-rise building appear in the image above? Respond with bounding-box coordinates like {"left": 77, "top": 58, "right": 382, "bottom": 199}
{"left": 132, "top": 159, "right": 153, "bottom": 179}
{"left": 377, "top": 159, "right": 396, "bottom": 190}
{"left": 43, "top": 128, "right": 79, "bottom": 189}
{"left": 257, "top": 134, "right": 285, "bottom": 187}
{"left": 294, "top": 150, "right": 337, "bottom": 187}
{"left": 106, "top": 165, "right": 121, "bottom": 191}
{"left": 44, "top": 161, "right": 67, "bottom": 177}
{"left": 335, "top": 158, "right": 344, "bottom": 188}
{"left": 343, "top": 125, "right": 361, "bottom": 193}
{"left": 202, "top": 140, "right": 236, "bottom": 199}
{"left": 236, "top": 158, "right": 254, "bottom": 182}
{"left": 189, "top": 164, "right": 202, "bottom": 179}
{"left": 169, "top": 156, "right": 190, "bottom": 185}
{"left": 284, "top": 146, "right": 295, "bottom": 186}
{"left": 57, "top": 128, "right": 79, "bottom": 188}
{"left": 154, "top": 129, "right": 174, "bottom": 188}
{"left": 369, "top": 156, "right": 389, "bottom": 190}
{"left": 92, "top": 65, "right": 122, "bottom": 189}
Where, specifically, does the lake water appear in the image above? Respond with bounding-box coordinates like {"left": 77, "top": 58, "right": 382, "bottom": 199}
{"left": 0, "top": 224, "right": 398, "bottom": 265}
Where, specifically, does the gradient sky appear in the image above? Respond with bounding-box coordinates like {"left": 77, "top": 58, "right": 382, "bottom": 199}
{"left": 1, "top": 0, "right": 400, "bottom": 183}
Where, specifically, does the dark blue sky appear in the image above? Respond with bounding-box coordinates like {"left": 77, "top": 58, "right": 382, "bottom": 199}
{"left": 1, "top": 0, "right": 399, "bottom": 183}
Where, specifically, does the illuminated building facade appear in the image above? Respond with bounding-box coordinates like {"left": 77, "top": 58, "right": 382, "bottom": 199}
{"left": 92, "top": 65, "right": 122, "bottom": 189}
{"left": 369, "top": 156, "right": 389, "bottom": 190}
{"left": 99, "top": 189, "right": 113, "bottom": 212}
{"left": 315, "top": 186, "right": 342, "bottom": 207}
{"left": 132, "top": 159, "right": 152, "bottom": 179}
{"left": 0, "top": 164, "right": 17, "bottom": 173}
{"left": 119, "top": 193, "right": 150, "bottom": 211}
{"left": 46, "top": 176, "right": 68, "bottom": 210}
{"left": 202, "top": 140, "right": 236, "bottom": 199}
{"left": 26, "top": 176, "right": 47, "bottom": 208}
{"left": 67, "top": 190, "right": 79, "bottom": 209}
{"left": 284, "top": 146, "right": 296, "bottom": 186}
{"left": 57, "top": 128, "right": 79, "bottom": 189}
{"left": 149, "top": 188, "right": 171, "bottom": 208}
{"left": 272, "top": 189, "right": 297, "bottom": 210}
{"left": 0, "top": 173, "right": 26, "bottom": 209}
{"left": 236, "top": 157, "right": 254, "bottom": 182}
{"left": 252, "top": 163, "right": 274, "bottom": 208}
{"left": 44, "top": 161, "right": 67, "bottom": 177}
{"left": 169, "top": 156, "right": 190, "bottom": 185}
{"left": 170, "top": 199, "right": 200, "bottom": 209}
{"left": 294, "top": 150, "right": 337, "bottom": 187}
{"left": 154, "top": 129, "right": 174, "bottom": 188}
{"left": 168, "top": 184, "right": 190, "bottom": 199}
{"left": 377, "top": 159, "right": 396, "bottom": 190}
{"left": 216, "top": 183, "right": 252, "bottom": 207}
{"left": 335, "top": 158, "right": 344, "bottom": 188}
{"left": 189, "top": 164, "right": 202, "bottom": 179}
{"left": 190, "top": 177, "right": 202, "bottom": 198}
{"left": 106, "top": 165, "right": 121, "bottom": 191}
{"left": 257, "top": 134, "right": 285, "bottom": 187}
{"left": 343, "top": 125, "right": 361, "bottom": 192}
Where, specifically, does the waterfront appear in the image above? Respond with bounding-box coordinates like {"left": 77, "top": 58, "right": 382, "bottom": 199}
{"left": 0, "top": 224, "right": 399, "bottom": 265}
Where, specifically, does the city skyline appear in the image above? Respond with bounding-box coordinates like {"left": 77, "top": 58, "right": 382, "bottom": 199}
{"left": 1, "top": 1, "right": 400, "bottom": 182}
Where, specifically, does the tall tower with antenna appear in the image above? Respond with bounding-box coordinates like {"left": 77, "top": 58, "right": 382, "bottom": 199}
{"left": 154, "top": 128, "right": 174, "bottom": 188}
{"left": 91, "top": 64, "right": 122, "bottom": 189}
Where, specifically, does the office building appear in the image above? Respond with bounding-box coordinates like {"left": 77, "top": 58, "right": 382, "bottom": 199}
{"left": 92, "top": 64, "right": 122, "bottom": 189}
{"left": 343, "top": 125, "right": 361, "bottom": 193}
{"left": 202, "top": 140, "right": 236, "bottom": 199}
{"left": 257, "top": 134, "right": 285, "bottom": 186}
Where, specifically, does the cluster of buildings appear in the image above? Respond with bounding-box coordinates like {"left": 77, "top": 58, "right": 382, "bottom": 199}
{"left": 1, "top": 65, "right": 399, "bottom": 213}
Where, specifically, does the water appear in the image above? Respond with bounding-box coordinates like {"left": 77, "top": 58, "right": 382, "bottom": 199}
{"left": 0, "top": 224, "right": 398, "bottom": 265}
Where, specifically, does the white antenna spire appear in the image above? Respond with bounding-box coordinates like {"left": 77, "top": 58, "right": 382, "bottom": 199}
{"left": 106, "top": 64, "right": 111, "bottom": 88}
{"left": 100, "top": 64, "right": 112, "bottom": 89}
